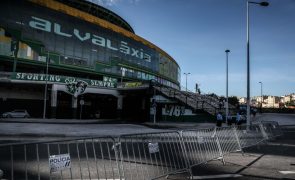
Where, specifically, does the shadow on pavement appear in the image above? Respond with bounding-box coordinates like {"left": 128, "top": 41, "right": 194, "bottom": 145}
{"left": 190, "top": 126, "right": 295, "bottom": 180}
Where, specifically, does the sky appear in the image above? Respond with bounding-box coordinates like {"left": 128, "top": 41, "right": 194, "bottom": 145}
{"left": 90, "top": 0, "right": 295, "bottom": 97}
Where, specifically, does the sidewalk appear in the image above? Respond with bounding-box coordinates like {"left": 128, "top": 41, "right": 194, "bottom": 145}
{"left": 190, "top": 128, "right": 295, "bottom": 179}
{"left": 144, "top": 121, "right": 216, "bottom": 129}
{"left": 0, "top": 118, "right": 120, "bottom": 124}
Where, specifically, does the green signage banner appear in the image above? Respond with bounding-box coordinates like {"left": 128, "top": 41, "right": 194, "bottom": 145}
{"left": 11, "top": 72, "right": 117, "bottom": 88}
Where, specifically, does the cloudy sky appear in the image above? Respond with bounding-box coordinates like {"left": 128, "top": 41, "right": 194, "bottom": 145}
{"left": 89, "top": 0, "right": 295, "bottom": 97}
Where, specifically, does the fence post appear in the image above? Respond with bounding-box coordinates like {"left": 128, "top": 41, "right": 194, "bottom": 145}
{"left": 10, "top": 145, "right": 14, "bottom": 180}
{"left": 214, "top": 128, "right": 225, "bottom": 165}
{"left": 259, "top": 123, "right": 269, "bottom": 141}
{"left": 179, "top": 131, "right": 191, "bottom": 171}
{"left": 113, "top": 141, "right": 124, "bottom": 180}
{"left": 232, "top": 127, "right": 244, "bottom": 155}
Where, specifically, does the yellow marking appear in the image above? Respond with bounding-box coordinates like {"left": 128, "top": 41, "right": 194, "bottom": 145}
{"left": 29, "top": 0, "right": 178, "bottom": 66}
{"left": 0, "top": 35, "right": 11, "bottom": 43}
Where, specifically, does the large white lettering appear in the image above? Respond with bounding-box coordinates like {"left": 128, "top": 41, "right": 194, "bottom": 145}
{"left": 92, "top": 35, "right": 105, "bottom": 47}
{"left": 54, "top": 24, "right": 72, "bottom": 37}
{"left": 29, "top": 16, "right": 153, "bottom": 63}
{"left": 106, "top": 39, "right": 118, "bottom": 51}
{"left": 120, "top": 41, "right": 130, "bottom": 54}
{"left": 15, "top": 73, "right": 62, "bottom": 82}
{"left": 29, "top": 16, "right": 51, "bottom": 32}
{"left": 74, "top": 29, "right": 90, "bottom": 41}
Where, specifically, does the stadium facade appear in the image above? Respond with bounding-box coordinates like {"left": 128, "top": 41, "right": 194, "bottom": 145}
{"left": 0, "top": 0, "right": 181, "bottom": 121}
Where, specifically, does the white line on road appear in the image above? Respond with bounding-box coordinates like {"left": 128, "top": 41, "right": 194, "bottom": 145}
{"left": 192, "top": 174, "right": 242, "bottom": 179}
{"left": 279, "top": 171, "right": 295, "bottom": 175}
{"left": 71, "top": 179, "right": 123, "bottom": 180}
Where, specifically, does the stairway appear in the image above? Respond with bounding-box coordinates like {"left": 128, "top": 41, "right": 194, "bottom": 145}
{"left": 153, "top": 85, "right": 237, "bottom": 116}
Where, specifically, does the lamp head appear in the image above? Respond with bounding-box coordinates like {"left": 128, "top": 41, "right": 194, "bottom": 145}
{"left": 260, "top": 2, "right": 269, "bottom": 6}
{"left": 225, "top": 49, "right": 230, "bottom": 53}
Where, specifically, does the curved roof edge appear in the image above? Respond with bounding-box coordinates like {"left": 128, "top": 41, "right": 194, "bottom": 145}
{"left": 30, "top": 0, "right": 180, "bottom": 70}
{"left": 56, "top": 0, "right": 135, "bottom": 33}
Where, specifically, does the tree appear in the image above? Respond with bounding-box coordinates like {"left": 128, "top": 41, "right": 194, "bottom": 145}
{"left": 228, "top": 96, "right": 239, "bottom": 107}
{"left": 286, "top": 100, "right": 295, "bottom": 107}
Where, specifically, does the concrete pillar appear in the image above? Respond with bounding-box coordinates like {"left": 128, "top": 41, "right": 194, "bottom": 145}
{"left": 141, "top": 97, "right": 147, "bottom": 121}
{"left": 117, "top": 95, "right": 123, "bottom": 119}
{"left": 50, "top": 85, "right": 57, "bottom": 118}
{"left": 141, "top": 98, "right": 146, "bottom": 110}
{"left": 72, "top": 96, "right": 78, "bottom": 119}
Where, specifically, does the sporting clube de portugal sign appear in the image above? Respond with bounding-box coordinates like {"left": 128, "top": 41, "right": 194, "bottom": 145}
{"left": 11, "top": 72, "right": 117, "bottom": 88}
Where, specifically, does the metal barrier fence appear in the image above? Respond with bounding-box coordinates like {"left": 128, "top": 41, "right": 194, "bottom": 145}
{"left": 0, "top": 137, "right": 121, "bottom": 180}
{"left": 117, "top": 131, "right": 187, "bottom": 180}
{"left": 181, "top": 128, "right": 225, "bottom": 167}
{"left": 234, "top": 124, "right": 265, "bottom": 148}
{"left": 0, "top": 121, "right": 282, "bottom": 180}
{"left": 260, "top": 121, "right": 283, "bottom": 139}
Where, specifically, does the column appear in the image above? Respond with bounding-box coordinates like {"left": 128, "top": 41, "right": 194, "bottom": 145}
{"left": 72, "top": 96, "right": 78, "bottom": 119}
{"left": 117, "top": 95, "right": 123, "bottom": 120}
{"left": 50, "top": 86, "right": 57, "bottom": 119}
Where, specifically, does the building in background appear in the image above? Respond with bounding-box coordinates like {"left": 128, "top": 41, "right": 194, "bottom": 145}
{"left": 240, "top": 93, "right": 295, "bottom": 109}
{"left": 0, "top": 0, "right": 180, "bottom": 121}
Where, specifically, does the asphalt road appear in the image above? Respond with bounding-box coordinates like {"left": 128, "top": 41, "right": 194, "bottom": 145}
{"left": 255, "top": 113, "right": 295, "bottom": 125}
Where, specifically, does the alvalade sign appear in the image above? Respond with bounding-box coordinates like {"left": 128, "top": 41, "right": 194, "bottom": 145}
{"left": 29, "top": 16, "right": 152, "bottom": 63}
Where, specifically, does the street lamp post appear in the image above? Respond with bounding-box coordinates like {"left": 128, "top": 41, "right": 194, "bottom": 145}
{"left": 246, "top": 1, "right": 269, "bottom": 129}
{"left": 184, "top": 72, "right": 190, "bottom": 92}
{"left": 11, "top": 37, "right": 19, "bottom": 73}
{"left": 120, "top": 67, "right": 126, "bottom": 85}
{"left": 42, "top": 52, "right": 49, "bottom": 119}
{"left": 259, "top": 81, "right": 263, "bottom": 113}
{"left": 225, "top": 49, "right": 230, "bottom": 124}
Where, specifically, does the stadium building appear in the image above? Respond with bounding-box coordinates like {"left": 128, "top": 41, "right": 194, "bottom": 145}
{"left": 0, "top": 0, "right": 234, "bottom": 122}
{"left": 0, "top": 0, "right": 182, "bottom": 121}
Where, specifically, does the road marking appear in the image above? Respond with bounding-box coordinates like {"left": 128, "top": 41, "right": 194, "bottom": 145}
{"left": 279, "top": 171, "right": 295, "bottom": 175}
{"left": 71, "top": 179, "right": 123, "bottom": 180}
{"left": 268, "top": 143, "right": 295, "bottom": 147}
{"left": 192, "top": 174, "right": 242, "bottom": 179}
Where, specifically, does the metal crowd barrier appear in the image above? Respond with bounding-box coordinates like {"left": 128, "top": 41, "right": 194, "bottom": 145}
{"left": 0, "top": 121, "right": 282, "bottom": 180}
{"left": 0, "top": 137, "right": 121, "bottom": 180}
{"left": 117, "top": 131, "right": 187, "bottom": 180}
{"left": 260, "top": 121, "right": 283, "bottom": 139}
{"left": 234, "top": 124, "right": 265, "bottom": 148}
{"left": 181, "top": 128, "right": 225, "bottom": 167}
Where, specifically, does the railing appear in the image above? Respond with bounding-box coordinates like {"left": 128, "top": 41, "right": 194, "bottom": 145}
{"left": 153, "top": 85, "right": 222, "bottom": 115}
{"left": 0, "top": 121, "right": 282, "bottom": 180}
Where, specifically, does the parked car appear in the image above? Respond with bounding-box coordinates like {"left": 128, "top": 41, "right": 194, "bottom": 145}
{"left": 2, "top": 110, "right": 30, "bottom": 118}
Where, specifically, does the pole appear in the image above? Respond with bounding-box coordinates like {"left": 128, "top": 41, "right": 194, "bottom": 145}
{"left": 246, "top": 1, "right": 251, "bottom": 130}
{"left": 43, "top": 52, "right": 49, "bottom": 119}
{"left": 186, "top": 74, "right": 188, "bottom": 92}
{"left": 12, "top": 38, "right": 18, "bottom": 73}
{"left": 153, "top": 87, "right": 156, "bottom": 124}
{"left": 13, "top": 55, "right": 17, "bottom": 73}
{"left": 79, "top": 97, "right": 84, "bottom": 119}
{"left": 184, "top": 73, "right": 190, "bottom": 92}
{"left": 225, "top": 50, "right": 230, "bottom": 124}
{"left": 259, "top": 82, "right": 263, "bottom": 113}
{"left": 80, "top": 104, "right": 83, "bottom": 119}
{"left": 120, "top": 68, "right": 125, "bottom": 86}
{"left": 246, "top": 1, "right": 269, "bottom": 129}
